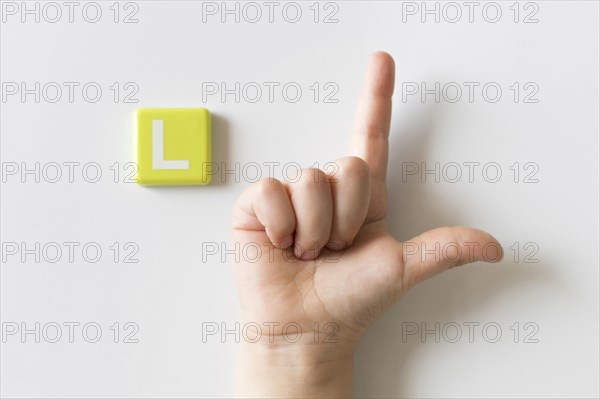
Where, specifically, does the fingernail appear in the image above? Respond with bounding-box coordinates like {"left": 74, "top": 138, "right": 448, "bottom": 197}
{"left": 280, "top": 235, "right": 293, "bottom": 249}
{"left": 294, "top": 245, "right": 303, "bottom": 259}
{"left": 326, "top": 241, "right": 346, "bottom": 251}
{"left": 300, "top": 250, "right": 317, "bottom": 261}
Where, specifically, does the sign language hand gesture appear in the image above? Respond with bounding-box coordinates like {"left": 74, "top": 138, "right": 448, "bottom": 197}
{"left": 232, "top": 52, "right": 503, "bottom": 398}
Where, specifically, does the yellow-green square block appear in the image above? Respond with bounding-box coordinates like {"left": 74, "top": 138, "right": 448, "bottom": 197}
{"left": 135, "top": 108, "right": 211, "bottom": 185}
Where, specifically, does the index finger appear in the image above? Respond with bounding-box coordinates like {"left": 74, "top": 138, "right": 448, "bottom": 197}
{"left": 349, "top": 51, "right": 395, "bottom": 182}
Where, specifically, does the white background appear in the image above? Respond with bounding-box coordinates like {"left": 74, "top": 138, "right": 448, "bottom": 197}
{"left": 1, "top": 1, "right": 599, "bottom": 398}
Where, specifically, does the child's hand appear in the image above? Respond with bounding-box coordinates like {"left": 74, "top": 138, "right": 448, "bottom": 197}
{"left": 231, "top": 51, "right": 503, "bottom": 398}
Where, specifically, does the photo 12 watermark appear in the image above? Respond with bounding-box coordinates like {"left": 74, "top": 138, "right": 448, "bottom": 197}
{"left": 201, "top": 81, "right": 339, "bottom": 104}
{"left": 1, "top": 241, "right": 141, "bottom": 264}
{"left": 400, "top": 1, "right": 539, "bottom": 24}
{"left": 1, "top": 321, "right": 140, "bottom": 343}
{"left": 200, "top": 1, "right": 340, "bottom": 24}
{"left": 401, "top": 321, "right": 540, "bottom": 343}
{"left": 1, "top": 1, "right": 140, "bottom": 24}
{"left": 1, "top": 162, "right": 138, "bottom": 184}
{"left": 201, "top": 240, "right": 341, "bottom": 264}
{"left": 401, "top": 81, "right": 539, "bottom": 104}
{"left": 400, "top": 161, "right": 540, "bottom": 184}
{"left": 201, "top": 321, "right": 340, "bottom": 344}
{"left": 1, "top": 82, "right": 140, "bottom": 104}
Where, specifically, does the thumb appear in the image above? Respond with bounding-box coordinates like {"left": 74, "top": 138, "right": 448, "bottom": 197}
{"left": 400, "top": 226, "right": 503, "bottom": 290}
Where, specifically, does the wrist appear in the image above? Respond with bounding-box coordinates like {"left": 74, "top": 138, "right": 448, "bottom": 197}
{"left": 235, "top": 341, "right": 354, "bottom": 398}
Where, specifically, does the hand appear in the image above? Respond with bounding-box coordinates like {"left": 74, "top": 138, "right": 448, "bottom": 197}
{"left": 231, "top": 51, "right": 503, "bottom": 398}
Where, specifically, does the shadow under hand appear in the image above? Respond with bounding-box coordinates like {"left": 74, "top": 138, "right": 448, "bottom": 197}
{"left": 353, "top": 103, "right": 557, "bottom": 398}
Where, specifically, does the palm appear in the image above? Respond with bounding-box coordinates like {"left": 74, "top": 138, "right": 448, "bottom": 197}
{"left": 231, "top": 52, "right": 501, "bottom": 347}
{"left": 233, "top": 218, "right": 397, "bottom": 344}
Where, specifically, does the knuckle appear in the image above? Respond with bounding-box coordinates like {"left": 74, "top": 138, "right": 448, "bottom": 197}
{"left": 254, "top": 177, "right": 283, "bottom": 198}
{"left": 328, "top": 227, "right": 354, "bottom": 245}
{"left": 297, "top": 168, "right": 328, "bottom": 188}
{"left": 336, "top": 156, "right": 370, "bottom": 182}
